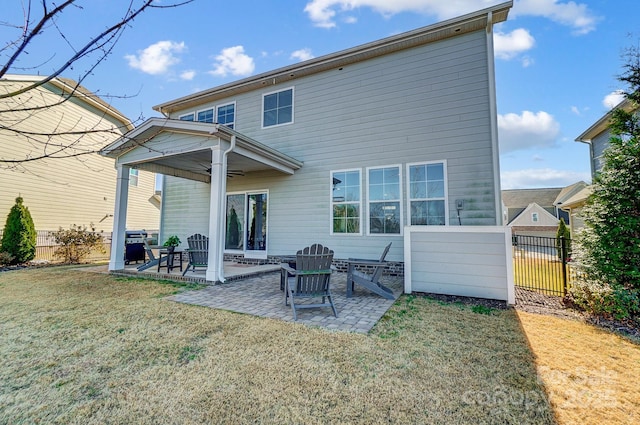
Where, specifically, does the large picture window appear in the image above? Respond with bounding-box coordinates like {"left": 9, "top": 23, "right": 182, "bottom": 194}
{"left": 331, "top": 170, "right": 361, "bottom": 234}
{"left": 407, "top": 161, "right": 447, "bottom": 225}
{"left": 368, "top": 166, "right": 402, "bottom": 234}
{"left": 263, "top": 87, "right": 293, "bottom": 127}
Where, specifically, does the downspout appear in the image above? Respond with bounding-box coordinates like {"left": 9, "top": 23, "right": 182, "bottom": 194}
{"left": 216, "top": 130, "right": 236, "bottom": 282}
{"left": 486, "top": 11, "right": 503, "bottom": 225}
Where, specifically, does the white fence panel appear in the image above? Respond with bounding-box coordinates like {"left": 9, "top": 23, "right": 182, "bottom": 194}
{"left": 404, "top": 226, "right": 514, "bottom": 304}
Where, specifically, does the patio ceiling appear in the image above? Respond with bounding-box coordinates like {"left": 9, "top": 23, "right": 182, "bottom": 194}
{"left": 100, "top": 118, "right": 303, "bottom": 183}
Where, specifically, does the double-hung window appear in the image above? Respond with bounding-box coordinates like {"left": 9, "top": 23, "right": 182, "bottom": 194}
{"left": 407, "top": 161, "right": 447, "bottom": 225}
{"left": 263, "top": 87, "right": 293, "bottom": 128}
{"left": 217, "top": 103, "right": 235, "bottom": 129}
{"left": 368, "top": 166, "right": 402, "bottom": 234}
{"left": 179, "top": 113, "right": 194, "bottom": 121}
{"left": 331, "top": 169, "right": 361, "bottom": 234}
{"left": 197, "top": 108, "right": 214, "bottom": 123}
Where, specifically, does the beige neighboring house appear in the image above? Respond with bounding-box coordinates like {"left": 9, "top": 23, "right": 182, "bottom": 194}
{"left": 0, "top": 75, "right": 160, "bottom": 233}
{"left": 502, "top": 181, "right": 587, "bottom": 238}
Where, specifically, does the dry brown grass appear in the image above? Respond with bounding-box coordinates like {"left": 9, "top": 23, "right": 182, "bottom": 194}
{"left": 0, "top": 267, "right": 556, "bottom": 424}
{"left": 516, "top": 311, "right": 640, "bottom": 425}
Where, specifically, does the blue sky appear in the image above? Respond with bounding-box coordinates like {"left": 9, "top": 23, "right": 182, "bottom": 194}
{"left": 4, "top": 0, "right": 639, "bottom": 189}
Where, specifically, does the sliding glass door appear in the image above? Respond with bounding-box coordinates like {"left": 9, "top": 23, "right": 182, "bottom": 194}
{"left": 225, "top": 192, "right": 268, "bottom": 256}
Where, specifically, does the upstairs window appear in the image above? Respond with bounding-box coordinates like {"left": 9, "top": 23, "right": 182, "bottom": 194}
{"left": 217, "top": 103, "right": 235, "bottom": 129}
{"left": 331, "top": 169, "right": 361, "bottom": 234}
{"left": 532, "top": 212, "right": 539, "bottom": 222}
{"left": 407, "top": 161, "right": 447, "bottom": 225}
{"left": 197, "top": 108, "right": 214, "bottom": 123}
{"left": 368, "top": 166, "right": 402, "bottom": 234}
{"left": 129, "top": 168, "right": 139, "bottom": 187}
{"left": 263, "top": 87, "right": 293, "bottom": 128}
{"left": 179, "top": 113, "right": 194, "bottom": 121}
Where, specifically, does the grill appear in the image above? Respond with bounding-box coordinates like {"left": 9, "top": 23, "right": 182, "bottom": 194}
{"left": 125, "top": 230, "right": 147, "bottom": 264}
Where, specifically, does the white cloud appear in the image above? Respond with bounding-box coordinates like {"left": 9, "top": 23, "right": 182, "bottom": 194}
{"left": 570, "top": 105, "right": 580, "bottom": 116}
{"left": 304, "top": 0, "right": 598, "bottom": 34}
{"left": 498, "top": 110, "right": 560, "bottom": 153}
{"left": 290, "top": 48, "right": 315, "bottom": 62}
{"left": 494, "top": 28, "right": 535, "bottom": 60}
{"left": 209, "top": 46, "right": 255, "bottom": 77}
{"left": 180, "top": 70, "right": 196, "bottom": 81}
{"left": 514, "top": 0, "right": 599, "bottom": 35}
{"left": 304, "top": 0, "right": 498, "bottom": 28}
{"left": 602, "top": 90, "right": 625, "bottom": 109}
{"left": 501, "top": 168, "right": 591, "bottom": 189}
{"left": 125, "top": 41, "right": 186, "bottom": 75}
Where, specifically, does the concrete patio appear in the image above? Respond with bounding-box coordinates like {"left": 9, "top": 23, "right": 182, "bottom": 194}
{"left": 92, "top": 260, "right": 404, "bottom": 333}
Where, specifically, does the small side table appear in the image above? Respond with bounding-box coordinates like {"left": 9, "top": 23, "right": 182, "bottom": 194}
{"left": 158, "top": 249, "right": 184, "bottom": 273}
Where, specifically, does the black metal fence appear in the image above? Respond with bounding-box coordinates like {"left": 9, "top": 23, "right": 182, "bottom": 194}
{"left": 512, "top": 234, "right": 574, "bottom": 297}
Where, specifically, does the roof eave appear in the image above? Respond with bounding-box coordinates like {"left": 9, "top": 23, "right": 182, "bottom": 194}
{"left": 153, "top": 1, "right": 512, "bottom": 115}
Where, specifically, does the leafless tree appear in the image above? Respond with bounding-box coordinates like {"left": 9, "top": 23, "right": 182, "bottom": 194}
{"left": 0, "top": 0, "right": 191, "bottom": 167}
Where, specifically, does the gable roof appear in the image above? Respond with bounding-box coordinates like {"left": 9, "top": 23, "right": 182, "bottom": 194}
{"left": 508, "top": 202, "right": 559, "bottom": 227}
{"left": 554, "top": 181, "right": 589, "bottom": 206}
{"left": 575, "top": 97, "right": 638, "bottom": 143}
{"left": 502, "top": 187, "right": 562, "bottom": 209}
{"left": 153, "top": 1, "right": 513, "bottom": 115}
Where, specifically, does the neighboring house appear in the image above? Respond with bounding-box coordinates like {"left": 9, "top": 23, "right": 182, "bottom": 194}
{"left": 0, "top": 75, "right": 160, "bottom": 233}
{"left": 102, "top": 2, "right": 513, "bottom": 283}
{"left": 568, "top": 98, "right": 639, "bottom": 234}
{"left": 502, "top": 181, "right": 587, "bottom": 237}
{"left": 576, "top": 98, "right": 638, "bottom": 178}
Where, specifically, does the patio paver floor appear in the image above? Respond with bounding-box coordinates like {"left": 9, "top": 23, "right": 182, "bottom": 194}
{"left": 168, "top": 272, "right": 403, "bottom": 333}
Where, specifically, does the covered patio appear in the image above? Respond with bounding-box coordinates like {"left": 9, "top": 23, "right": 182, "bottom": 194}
{"left": 100, "top": 118, "right": 303, "bottom": 283}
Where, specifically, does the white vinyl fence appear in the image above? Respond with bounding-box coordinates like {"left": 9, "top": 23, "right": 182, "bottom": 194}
{"left": 404, "top": 226, "right": 515, "bottom": 304}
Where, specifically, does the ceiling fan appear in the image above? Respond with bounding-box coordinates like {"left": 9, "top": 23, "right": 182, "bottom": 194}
{"left": 199, "top": 163, "right": 245, "bottom": 178}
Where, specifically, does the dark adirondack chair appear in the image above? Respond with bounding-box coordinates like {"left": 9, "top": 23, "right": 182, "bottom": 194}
{"left": 346, "top": 242, "right": 394, "bottom": 299}
{"left": 183, "top": 233, "right": 209, "bottom": 276}
{"left": 282, "top": 244, "right": 337, "bottom": 320}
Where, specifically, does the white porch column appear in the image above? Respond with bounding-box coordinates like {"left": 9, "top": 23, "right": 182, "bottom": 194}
{"left": 206, "top": 145, "right": 227, "bottom": 282}
{"left": 109, "top": 164, "right": 130, "bottom": 270}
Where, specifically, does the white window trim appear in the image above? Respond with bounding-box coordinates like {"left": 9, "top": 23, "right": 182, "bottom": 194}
{"left": 261, "top": 86, "right": 295, "bottom": 129}
{"left": 216, "top": 101, "right": 236, "bottom": 128}
{"left": 225, "top": 190, "right": 270, "bottom": 260}
{"left": 366, "top": 164, "right": 403, "bottom": 236}
{"left": 178, "top": 112, "right": 195, "bottom": 121}
{"left": 129, "top": 168, "right": 139, "bottom": 187}
{"left": 330, "top": 168, "right": 363, "bottom": 236}
{"left": 224, "top": 192, "right": 246, "bottom": 254}
{"left": 405, "top": 160, "right": 449, "bottom": 226}
{"left": 531, "top": 212, "right": 539, "bottom": 222}
{"left": 196, "top": 107, "right": 215, "bottom": 123}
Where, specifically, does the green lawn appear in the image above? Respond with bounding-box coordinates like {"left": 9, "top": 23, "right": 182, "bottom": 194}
{"left": 1, "top": 267, "right": 556, "bottom": 424}
{"left": 513, "top": 255, "right": 570, "bottom": 296}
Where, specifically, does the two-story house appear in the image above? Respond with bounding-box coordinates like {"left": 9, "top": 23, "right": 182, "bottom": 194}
{"left": 0, "top": 75, "right": 160, "bottom": 235}
{"left": 102, "top": 2, "right": 513, "bottom": 283}
{"left": 567, "top": 98, "right": 639, "bottom": 234}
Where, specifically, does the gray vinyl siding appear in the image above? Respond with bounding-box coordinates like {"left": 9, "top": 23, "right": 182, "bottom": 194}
{"left": 591, "top": 129, "right": 610, "bottom": 175}
{"left": 163, "top": 30, "right": 497, "bottom": 262}
{"left": 159, "top": 176, "right": 210, "bottom": 248}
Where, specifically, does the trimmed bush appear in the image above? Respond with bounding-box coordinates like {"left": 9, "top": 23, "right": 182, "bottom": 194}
{"left": 52, "top": 224, "right": 105, "bottom": 264}
{"left": 0, "top": 197, "right": 37, "bottom": 264}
